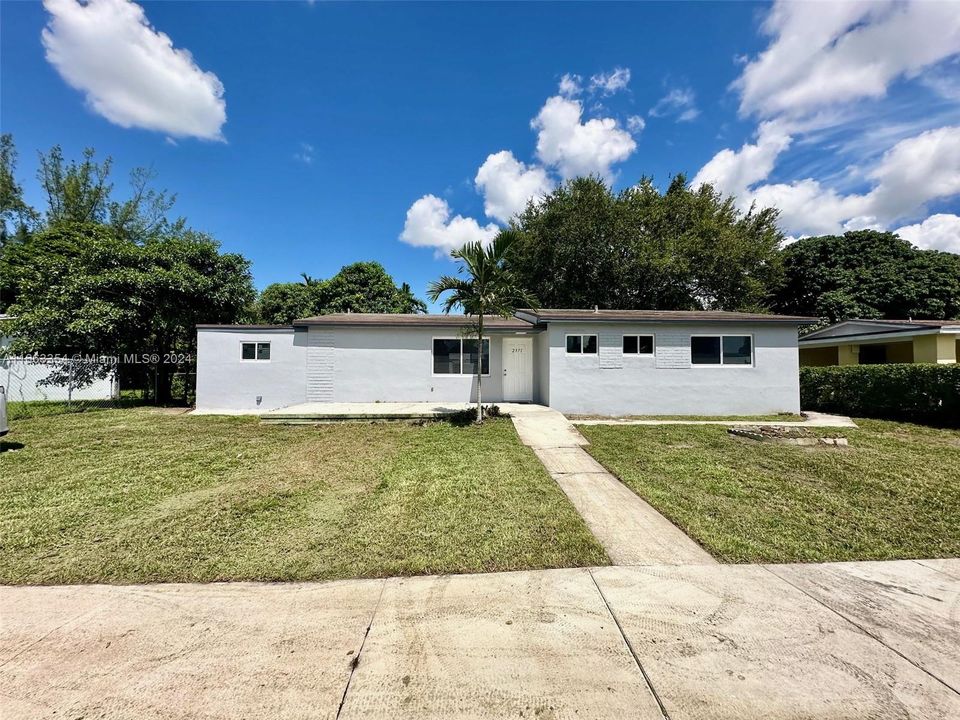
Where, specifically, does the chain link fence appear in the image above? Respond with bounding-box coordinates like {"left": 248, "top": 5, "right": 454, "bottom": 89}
{"left": 1, "top": 355, "right": 120, "bottom": 420}
{"left": 1, "top": 353, "right": 198, "bottom": 421}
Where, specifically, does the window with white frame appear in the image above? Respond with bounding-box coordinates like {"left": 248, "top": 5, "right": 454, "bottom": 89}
{"left": 622, "top": 335, "right": 654, "bottom": 355}
{"left": 690, "top": 335, "right": 752, "bottom": 366}
{"left": 566, "top": 334, "right": 598, "bottom": 354}
{"left": 433, "top": 338, "right": 490, "bottom": 375}
{"left": 241, "top": 342, "right": 271, "bottom": 361}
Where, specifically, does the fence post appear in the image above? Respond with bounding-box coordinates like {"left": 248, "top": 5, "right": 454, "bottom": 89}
{"left": 67, "top": 358, "right": 74, "bottom": 408}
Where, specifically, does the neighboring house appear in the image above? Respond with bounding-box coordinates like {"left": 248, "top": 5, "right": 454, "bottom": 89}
{"left": 799, "top": 319, "right": 960, "bottom": 367}
{"left": 196, "top": 309, "right": 814, "bottom": 416}
{"left": 0, "top": 315, "right": 118, "bottom": 403}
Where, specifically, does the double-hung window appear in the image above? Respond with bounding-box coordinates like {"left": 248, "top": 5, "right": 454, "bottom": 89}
{"left": 690, "top": 335, "right": 752, "bottom": 366}
{"left": 566, "top": 334, "right": 598, "bottom": 354}
{"left": 433, "top": 338, "right": 490, "bottom": 375}
{"left": 241, "top": 342, "right": 271, "bottom": 361}
{"left": 622, "top": 335, "right": 654, "bottom": 355}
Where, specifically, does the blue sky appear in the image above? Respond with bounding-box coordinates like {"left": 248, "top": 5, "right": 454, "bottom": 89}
{"left": 3, "top": 1, "right": 960, "bottom": 308}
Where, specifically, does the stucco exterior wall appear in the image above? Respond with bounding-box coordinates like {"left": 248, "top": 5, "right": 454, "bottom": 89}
{"left": 327, "top": 326, "right": 508, "bottom": 403}
{"left": 545, "top": 322, "right": 801, "bottom": 416}
{"left": 195, "top": 328, "right": 308, "bottom": 410}
{"left": 534, "top": 330, "right": 550, "bottom": 406}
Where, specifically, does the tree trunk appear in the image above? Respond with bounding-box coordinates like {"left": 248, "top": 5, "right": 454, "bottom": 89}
{"left": 476, "top": 316, "right": 484, "bottom": 424}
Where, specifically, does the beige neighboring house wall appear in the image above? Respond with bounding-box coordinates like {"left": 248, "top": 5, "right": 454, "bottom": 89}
{"left": 799, "top": 319, "right": 959, "bottom": 366}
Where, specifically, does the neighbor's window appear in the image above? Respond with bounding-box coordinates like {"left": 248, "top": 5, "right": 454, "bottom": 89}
{"left": 433, "top": 338, "right": 490, "bottom": 375}
{"left": 691, "top": 335, "right": 752, "bottom": 366}
{"left": 623, "top": 335, "right": 654, "bottom": 355}
{"left": 566, "top": 334, "right": 598, "bottom": 354}
{"left": 241, "top": 342, "right": 271, "bottom": 361}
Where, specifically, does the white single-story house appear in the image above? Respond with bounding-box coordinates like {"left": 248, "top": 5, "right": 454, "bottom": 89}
{"left": 799, "top": 318, "right": 960, "bottom": 366}
{"left": 195, "top": 309, "right": 815, "bottom": 416}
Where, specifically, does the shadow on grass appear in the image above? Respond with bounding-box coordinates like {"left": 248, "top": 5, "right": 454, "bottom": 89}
{"left": 0, "top": 440, "right": 25, "bottom": 452}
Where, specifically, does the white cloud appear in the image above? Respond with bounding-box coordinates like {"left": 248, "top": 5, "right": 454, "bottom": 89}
{"left": 626, "top": 115, "right": 646, "bottom": 134}
{"left": 691, "top": 121, "right": 793, "bottom": 198}
{"left": 589, "top": 67, "right": 631, "bottom": 95}
{"left": 532, "top": 96, "right": 636, "bottom": 180}
{"left": 41, "top": 0, "right": 226, "bottom": 140}
{"left": 474, "top": 151, "right": 554, "bottom": 224}
{"left": 736, "top": 0, "right": 960, "bottom": 119}
{"left": 293, "top": 142, "right": 314, "bottom": 165}
{"left": 864, "top": 125, "right": 960, "bottom": 219}
{"left": 742, "top": 126, "right": 960, "bottom": 237}
{"left": 895, "top": 213, "right": 960, "bottom": 253}
{"left": 648, "top": 86, "right": 699, "bottom": 121}
{"left": 399, "top": 195, "right": 499, "bottom": 256}
{"left": 558, "top": 73, "right": 582, "bottom": 98}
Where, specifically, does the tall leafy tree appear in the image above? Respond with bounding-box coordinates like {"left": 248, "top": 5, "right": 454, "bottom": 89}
{"left": 257, "top": 262, "right": 427, "bottom": 323}
{"left": 0, "top": 135, "right": 38, "bottom": 251}
{"left": 771, "top": 230, "right": 960, "bottom": 324}
{"left": 428, "top": 231, "right": 538, "bottom": 423}
{"left": 258, "top": 282, "right": 313, "bottom": 325}
{"left": 2, "top": 222, "right": 254, "bottom": 402}
{"left": 1, "top": 141, "right": 255, "bottom": 402}
{"left": 507, "top": 175, "right": 784, "bottom": 311}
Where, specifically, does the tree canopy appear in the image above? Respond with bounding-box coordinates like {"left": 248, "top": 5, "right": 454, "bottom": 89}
{"left": 0, "top": 138, "right": 255, "bottom": 402}
{"left": 506, "top": 175, "right": 785, "bottom": 312}
{"left": 771, "top": 230, "right": 960, "bottom": 324}
{"left": 256, "top": 261, "right": 426, "bottom": 324}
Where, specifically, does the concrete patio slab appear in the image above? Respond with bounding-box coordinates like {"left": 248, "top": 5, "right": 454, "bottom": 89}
{"left": 0, "top": 580, "right": 384, "bottom": 720}
{"left": 259, "top": 401, "right": 476, "bottom": 422}
{"left": 337, "top": 569, "right": 664, "bottom": 719}
{"left": 591, "top": 563, "right": 960, "bottom": 719}
{"left": 767, "top": 560, "right": 960, "bottom": 689}
{"left": 573, "top": 410, "right": 857, "bottom": 428}
{"left": 552, "top": 472, "right": 716, "bottom": 566}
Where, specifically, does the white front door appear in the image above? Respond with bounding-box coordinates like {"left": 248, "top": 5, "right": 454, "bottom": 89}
{"left": 502, "top": 337, "right": 533, "bottom": 402}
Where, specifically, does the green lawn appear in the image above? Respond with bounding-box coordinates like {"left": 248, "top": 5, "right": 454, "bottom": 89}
{"left": 0, "top": 409, "right": 607, "bottom": 584}
{"left": 581, "top": 420, "right": 960, "bottom": 563}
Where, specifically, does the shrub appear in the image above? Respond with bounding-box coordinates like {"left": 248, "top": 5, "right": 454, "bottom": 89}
{"left": 800, "top": 364, "right": 960, "bottom": 427}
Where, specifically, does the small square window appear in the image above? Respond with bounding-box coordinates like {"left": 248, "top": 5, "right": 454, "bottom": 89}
{"left": 623, "top": 335, "right": 654, "bottom": 354}
{"left": 241, "top": 342, "right": 270, "bottom": 361}
{"left": 566, "top": 335, "right": 598, "bottom": 354}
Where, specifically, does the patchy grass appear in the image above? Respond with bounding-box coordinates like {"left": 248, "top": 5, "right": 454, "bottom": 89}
{"left": 6, "top": 397, "right": 144, "bottom": 421}
{"left": 0, "top": 408, "right": 606, "bottom": 584}
{"left": 581, "top": 419, "right": 960, "bottom": 563}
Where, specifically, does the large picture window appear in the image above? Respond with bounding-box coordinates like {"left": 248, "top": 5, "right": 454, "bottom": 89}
{"left": 690, "top": 335, "right": 752, "bottom": 366}
{"left": 433, "top": 338, "right": 490, "bottom": 375}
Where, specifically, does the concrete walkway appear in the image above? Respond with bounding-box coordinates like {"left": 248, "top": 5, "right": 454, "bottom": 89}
{"left": 2, "top": 560, "right": 957, "bottom": 719}
{"left": 573, "top": 410, "right": 858, "bottom": 428}
{"left": 506, "top": 404, "right": 716, "bottom": 566}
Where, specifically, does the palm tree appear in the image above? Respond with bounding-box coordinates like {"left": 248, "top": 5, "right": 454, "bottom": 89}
{"left": 427, "top": 230, "right": 538, "bottom": 423}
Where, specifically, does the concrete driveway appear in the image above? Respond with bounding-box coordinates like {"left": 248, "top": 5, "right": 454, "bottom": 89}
{"left": 2, "top": 560, "right": 958, "bottom": 719}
